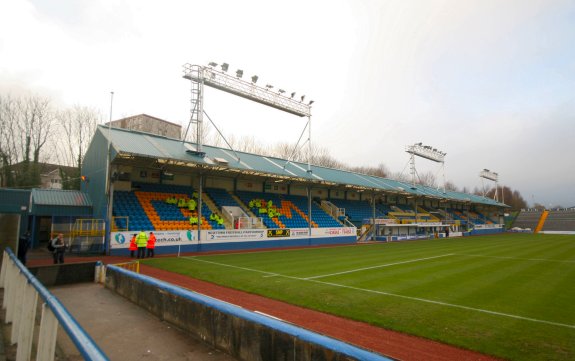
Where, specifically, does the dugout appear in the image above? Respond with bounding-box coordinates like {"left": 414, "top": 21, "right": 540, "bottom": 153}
{"left": 0, "top": 188, "right": 96, "bottom": 255}
{"left": 0, "top": 188, "right": 31, "bottom": 257}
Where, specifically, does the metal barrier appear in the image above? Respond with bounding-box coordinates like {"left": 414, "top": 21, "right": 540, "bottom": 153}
{"left": 114, "top": 260, "right": 140, "bottom": 273}
{"left": 0, "top": 248, "right": 109, "bottom": 361}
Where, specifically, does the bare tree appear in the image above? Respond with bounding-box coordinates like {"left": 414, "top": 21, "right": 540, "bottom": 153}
{"left": 444, "top": 180, "right": 459, "bottom": 192}
{"left": 55, "top": 105, "right": 99, "bottom": 166}
{"left": 52, "top": 105, "right": 99, "bottom": 189}
{"left": 346, "top": 163, "right": 389, "bottom": 178}
{"left": 485, "top": 186, "right": 527, "bottom": 210}
{"left": 0, "top": 94, "right": 20, "bottom": 186}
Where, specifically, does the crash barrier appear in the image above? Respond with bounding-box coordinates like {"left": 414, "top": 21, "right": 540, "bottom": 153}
{"left": 114, "top": 260, "right": 140, "bottom": 273}
{"left": 0, "top": 249, "right": 108, "bottom": 361}
{"left": 105, "top": 265, "right": 392, "bottom": 361}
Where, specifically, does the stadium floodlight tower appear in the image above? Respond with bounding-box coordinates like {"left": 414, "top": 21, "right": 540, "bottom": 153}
{"left": 182, "top": 63, "right": 312, "bottom": 169}
{"left": 405, "top": 142, "right": 447, "bottom": 192}
{"left": 182, "top": 62, "right": 315, "bottom": 239}
{"left": 479, "top": 169, "right": 500, "bottom": 202}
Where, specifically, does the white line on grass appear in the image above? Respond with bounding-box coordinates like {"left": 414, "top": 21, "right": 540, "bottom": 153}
{"left": 454, "top": 253, "right": 575, "bottom": 264}
{"left": 303, "top": 254, "right": 455, "bottom": 280}
{"left": 181, "top": 256, "right": 575, "bottom": 330}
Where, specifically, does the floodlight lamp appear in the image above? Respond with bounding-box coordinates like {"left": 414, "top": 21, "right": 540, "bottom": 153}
{"left": 208, "top": 62, "right": 218, "bottom": 67}
{"left": 300, "top": 95, "right": 305, "bottom": 102}
{"left": 236, "top": 69, "right": 243, "bottom": 78}
{"left": 417, "top": 142, "right": 422, "bottom": 145}
{"left": 308, "top": 100, "right": 314, "bottom": 105}
{"left": 290, "top": 92, "right": 296, "bottom": 98}
{"left": 278, "top": 89, "right": 285, "bottom": 94}
{"left": 251, "top": 75, "right": 258, "bottom": 83}
{"left": 221, "top": 63, "right": 229, "bottom": 72}
{"left": 265, "top": 84, "right": 274, "bottom": 90}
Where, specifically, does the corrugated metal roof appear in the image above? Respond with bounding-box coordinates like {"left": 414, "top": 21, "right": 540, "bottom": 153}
{"left": 31, "top": 189, "right": 93, "bottom": 207}
{"left": 101, "top": 125, "right": 505, "bottom": 207}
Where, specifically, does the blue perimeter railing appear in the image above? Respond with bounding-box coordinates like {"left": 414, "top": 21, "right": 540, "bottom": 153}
{"left": 109, "top": 264, "right": 393, "bottom": 361}
{"left": 0, "top": 248, "right": 108, "bottom": 361}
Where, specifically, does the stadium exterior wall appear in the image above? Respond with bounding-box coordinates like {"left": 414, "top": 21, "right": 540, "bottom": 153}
{"left": 105, "top": 265, "right": 391, "bottom": 361}
{"left": 81, "top": 128, "right": 112, "bottom": 221}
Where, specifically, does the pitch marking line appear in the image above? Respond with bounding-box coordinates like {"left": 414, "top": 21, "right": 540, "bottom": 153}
{"left": 454, "top": 253, "right": 575, "bottom": 264}
{"left": 310, "top": 279, "right": 575, "bottom": 330}
{"left": 181, "top": 256, "right": 575, "bottom": 330}
{"left": 303, "top": 254, "right": 455, "bottom": 280}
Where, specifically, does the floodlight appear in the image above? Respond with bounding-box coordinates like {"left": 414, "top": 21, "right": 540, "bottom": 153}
{"left": 208, "top": 62, "right": 218, "bottom": 67}
{"left": 308, "top": 100, "right": 314, "bottom": 105}
{"left": 182, "top": 63, "right": 312, "bottom": 117}
{"left": 300, "top": 95, "right": 305, "bottom": 102}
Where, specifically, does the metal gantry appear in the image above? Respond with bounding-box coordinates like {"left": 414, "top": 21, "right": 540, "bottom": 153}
{"left": 479, "top": 169, "right": 500, "bottom": 202}
{"left": 405, "top": 142, "right": 447, "bottom": 192}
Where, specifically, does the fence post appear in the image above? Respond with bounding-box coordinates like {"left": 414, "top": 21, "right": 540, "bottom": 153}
{"left": 36, "top": 303, "right": 58, "bottom": 361}
{"left": 11, "top": 270, "right": 26, "bottom": 344}
{"left": 0, "top": 251, "right": 8, "bottom": 287}
{"left": 16, "top": 282, "right": 38, "bottom": 361}
{"left": 5, "top": 262, "right": 18, "bottom": 322}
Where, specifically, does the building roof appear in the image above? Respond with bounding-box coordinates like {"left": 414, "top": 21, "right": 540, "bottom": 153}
{"left": 31, "top": 189, "right": 92, "bottom": 207}
{"left": 7, "top": 162, "right": 77, "bottom": 176}
{"left": 100, "top": 125, "right": 505, "bottom": 207}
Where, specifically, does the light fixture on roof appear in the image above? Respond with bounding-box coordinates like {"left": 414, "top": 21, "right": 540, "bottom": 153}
{"left": 300, "top": 95, "right": 305, "bottom": 102}
{"left": 405, "top": 142, "right": 447, "bottom": 193}
{"left": 278, "top": 89, "right": 285, "bottom": 94}
{"left": 308, "top": 100, "right": 314, "bottom": 105}
{"left": 290, "top": 92, "right": 296, "bottom": 98}
{"left": 265, "top": 84, "right": 274, "bottom": 90}
{"left": 251, "top": 75, "right": 258, "bottom": 83}
{"left": 208, "top": 62, "right": 218, "bottom": 67}
{"left": 221, "top": 63, "right": 229, "bottom": 72}
{"left": 236, "top": 69, "right": 243, "bottom": 78}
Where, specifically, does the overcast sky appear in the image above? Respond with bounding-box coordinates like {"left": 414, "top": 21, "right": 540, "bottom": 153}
{"left": 1, "top": 0, "right": 574, "bottom": 207}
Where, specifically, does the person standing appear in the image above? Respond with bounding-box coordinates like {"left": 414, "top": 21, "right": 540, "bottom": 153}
{"left": 147, "top": 232, "right": 156, "bottom": 258}
{"left": 135, "top": 230, "right": 148, "bottom": 259}
{"left": 17, "top": 230, "right": 31, "bottom": 265}
{"left": 129, "top": 234, "right": 137, "bottom": 258}
{"left": 51, "top": 233, "right": 66, "bottom": 264}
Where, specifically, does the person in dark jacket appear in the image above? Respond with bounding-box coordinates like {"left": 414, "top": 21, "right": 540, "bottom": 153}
{"left": 17, "top": 230, "right": 31, "bottom": 265}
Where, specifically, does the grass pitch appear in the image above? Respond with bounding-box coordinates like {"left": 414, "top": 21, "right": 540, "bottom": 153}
{"left": 143, "top": 233, "right": 575, "bottom": 361}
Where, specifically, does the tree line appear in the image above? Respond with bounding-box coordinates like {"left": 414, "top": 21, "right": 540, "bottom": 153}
{"left": 1, "top": 90, "right": 535, "bottom": 210}
{"left": 0, "top": 92, "right": 100, "bottom": 189}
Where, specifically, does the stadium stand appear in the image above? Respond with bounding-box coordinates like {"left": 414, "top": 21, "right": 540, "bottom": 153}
{"left": 511, "top": 210, "right": 543, "bottom": 231}
{"left": 541, "top": 210, "right": 575, "bottom": 231}
{"left": 236, "top": 191, "right": 341, "bottom": 229}
{"left": 113, "top": 183, "right": 226, "bottom": 231}
{"left": 328, "top": 199, "right": 385, "bottom": 224}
